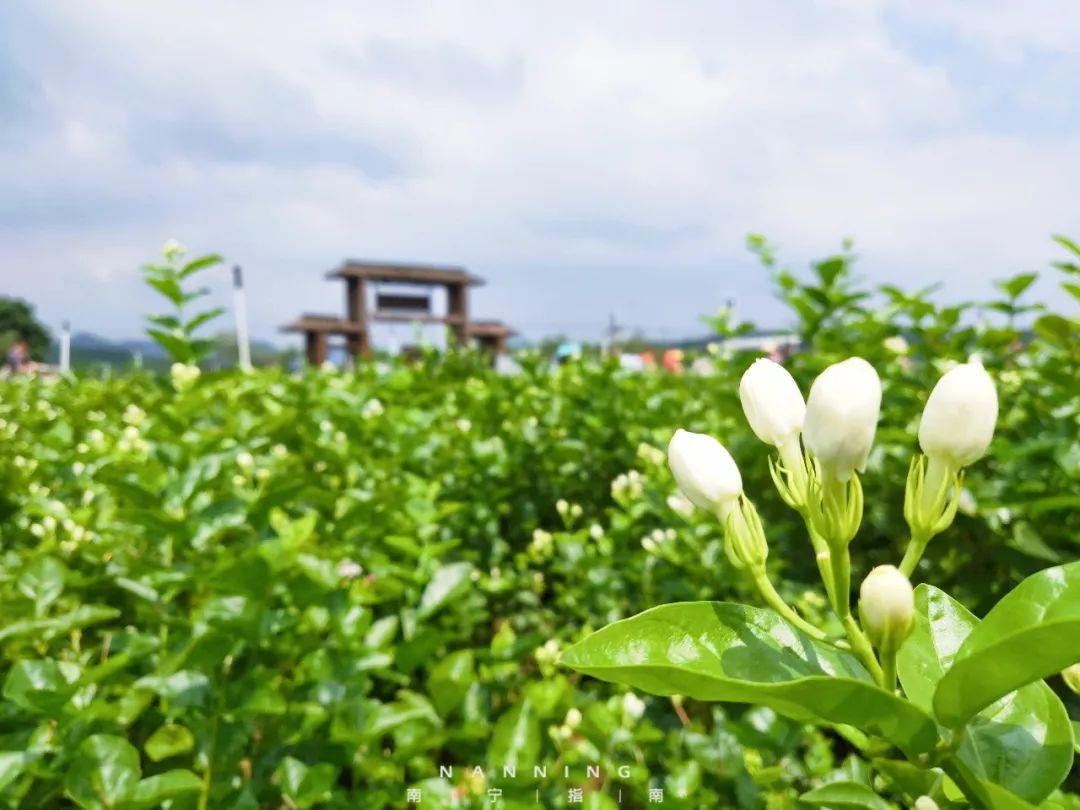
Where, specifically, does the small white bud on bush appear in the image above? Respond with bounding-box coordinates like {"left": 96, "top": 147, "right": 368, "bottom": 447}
{"left": 803, "top": 358, "right": 881, "bottom": 481}
{"left": 739, "top": 358, "right": 806, "bottom": 448}
{"left": 859, "top": 565, "right": 915, "bottom": 651}
{"left": 919, "top": 361, "right": 998, "bottom": 469}
{"left": 667, "top": 429, "right": 742, "bottom": 515}
{"left": 914, "top": 797, "right": 939, "bottom": 810}
{"left": 622, "top": 692, "right": 646, "bottom": 721}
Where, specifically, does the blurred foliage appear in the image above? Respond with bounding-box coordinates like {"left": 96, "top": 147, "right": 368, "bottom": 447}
{"left": 0, "top": 298, "right": 52, "bottom": 362}
{"left": 0, "top": 236, "right": 1076, "bottom": 807}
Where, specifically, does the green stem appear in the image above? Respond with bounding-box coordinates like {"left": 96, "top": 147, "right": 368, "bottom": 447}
{"left": 899, "top": 531, "right": 929, "bottom": 577}
{"left": 198, "top": 711, "right": 218, "bottom": 810}
{"left": 880, "top": 648, "right": 897, "bottom": 694}
{"left": 939, "top": 755, "right": 992, "bottom": 810}
{"left": 842, "top": 614, "right": 883, "bottom": 684}
{"left": 828, "top": 543, "right": 852, "bottom": 621}
{"left": 750, "top": 566, "right": 829, "bottom": 642}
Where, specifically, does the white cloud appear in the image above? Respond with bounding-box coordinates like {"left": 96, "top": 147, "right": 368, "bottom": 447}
{"left": 2, "top": 0, "right": 1078, "bottom": 344}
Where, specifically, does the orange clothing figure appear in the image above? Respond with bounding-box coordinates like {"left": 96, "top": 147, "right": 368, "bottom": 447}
{"left": 662, "top": 349, "right": 684, "bottom": 374}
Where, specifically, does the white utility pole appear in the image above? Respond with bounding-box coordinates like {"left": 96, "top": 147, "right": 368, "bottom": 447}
{"left": 233, "top": 265, "right": 252, "bottom": 371}
{"left": 60, "top": 320, "right": 71, "bottom": 373}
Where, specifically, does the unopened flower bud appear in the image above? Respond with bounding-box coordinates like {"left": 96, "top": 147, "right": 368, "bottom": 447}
{"left": 667, "top": 429, "right": 742, "bottom": 515}
{"left": 919, "top": 361, "right": 998, "bottom": 470}
{"left": 739, "top": 358, "right": 806, "bottom": 448}
{"left": 803, "top": 358, "right": 881, "bottom": 481}
{"left": 914, "top": 798, "right": 939, "bottom": 810}
{"left": 859, "top": 565, "right": 914, "bottom": 651}
{"left": 622, "top": 692, "right": 646, "bottom": 721}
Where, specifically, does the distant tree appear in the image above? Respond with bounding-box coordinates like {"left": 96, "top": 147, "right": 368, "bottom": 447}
{"left": 0, "top": 297, "right": 52, "bottom": 361}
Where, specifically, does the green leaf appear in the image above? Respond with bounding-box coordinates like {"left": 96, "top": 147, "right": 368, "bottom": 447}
{"left": 145, "top": 328, "right": 190, "bottom": 362}
{"left": 898, "top": 585, "right": 1073, "bottom": 803}
{"left": 65, "top": 735, "right": 141, "bottom": 810}
{"left": 933, "top": 562, "right": 1080, "bottom": 727}
{"left": 0, "top": 751, "right": 31, "bottom": 792}
{"left": 1007, "top": 522, "right": 1060, "bottom": 563}
{"left": 144, "top": 276, "right": 185, "bottom": 306}
{"left": 184, "top": 307, "right": 225, "bottom": 334}
{"left": 487, "top": 699, "right": 541, "bottom": 773}
{"left": 416, "top": 562, "right": 474, "bottom": 619}
{"left": 428, "top": 649, "right": 475, "bottom": 717}
{"left": 133, "top": 670, "right": 211, "bottom": 709}
{"left": 178, "top": 253, "right": 223, "bottom": 279}
{"left": 276, "top": 757, "right": 338, "bottom": 809}
{"left": 18, "top": 555, "right": 68, "bottom": 609}
{"left": 799, "top": 780, "right": 891, "bottom": 810}
{"left": 3, "top": 658, "right": 79, "bottom": 715}
{"left": 1032, "top": 314, "right": 1076, "bottom": 348}
{"left": 1053, "top": 234, "right": 1080, "bottom": 258}
{"left": 0, "top": 604, "right": 120, "bottom": 643}
{"left": 560, "top": 602, "right": 938, "bottom": 756}
{"left": 144, "top": 723, "right": 194, "bottom": 761}
{"left": 995, "top": 272, "right": 1038, "bottom": 300}
{"left": 125, "top": 770, "right": 202, "bottom": 808}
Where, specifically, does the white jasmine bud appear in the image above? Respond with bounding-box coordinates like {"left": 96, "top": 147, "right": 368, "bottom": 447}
{"left": 565, "top": 708, "right": 582, "bottom": 728}
{"left": 914, "top": 798, "right": 939, "bottom": 810}
{"left": 859, "top": 565, "right": 914, "bottom": 651}
{"left": 883, "top": 336, "right": 909, "bottom": 355}
{"left": 919, "top": 361, "right": 998, "bottom": 470}
{"left": 236, "top": 452, "right": 254, "bottom": 470}
{"left": 667, "top": 429, "right": 742, "bottom": 515}
{"left": 739, "top": 358, "right": 806, "bottom": 448}
{"left": 622, "top": 692, "right": 646, "bottom": 721}
{"left": 803, "top": 358, "right": 881, "bottom": 481}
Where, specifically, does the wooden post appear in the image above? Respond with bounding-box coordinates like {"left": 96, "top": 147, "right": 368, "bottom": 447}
{"left": 305, "top": 331, "right": 328, "bottom": 365}
{"left": 346, "top": 277, "right": 370, "bottom": 360}
{"left": 446, "top": 282, "right": 468, "bottom": 347}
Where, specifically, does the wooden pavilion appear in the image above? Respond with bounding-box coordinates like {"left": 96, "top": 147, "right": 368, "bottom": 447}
{"left": 282, "top": 260, "right": 515, "bottom": 365}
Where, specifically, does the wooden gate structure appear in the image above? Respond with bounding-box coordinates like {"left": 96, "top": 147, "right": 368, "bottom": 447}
{"left": 282, "top": 260, "right": 515, "bottom": 365}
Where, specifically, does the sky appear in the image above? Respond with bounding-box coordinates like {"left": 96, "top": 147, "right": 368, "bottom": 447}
{"left": 2, "top": 1, "right": 1079, "bottom": 347}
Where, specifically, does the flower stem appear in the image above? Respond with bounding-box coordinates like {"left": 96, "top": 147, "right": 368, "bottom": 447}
{"left": 899, "top": 530, "right": 929, "bottom": 577}
{"left": 842, "top": 614, "right": 884, "bottom": 684}
{"left": 880, "top": 648, "right": 897, "bottom": 694}
{"left": 828, "top": 543, "right": 852, "bottom": 621}
{"left": 750, "top": 566, "right": 828, "bottom": 642}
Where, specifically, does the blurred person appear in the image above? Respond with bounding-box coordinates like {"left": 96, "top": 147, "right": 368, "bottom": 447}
{"left": 662, "top": 348, "right": 684, "bottom": 373}
{"left": 5, "top": 337, "right": 32, "bottom": 375}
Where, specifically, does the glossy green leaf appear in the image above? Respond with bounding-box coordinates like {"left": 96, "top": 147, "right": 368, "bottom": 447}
{"left": 560, "top": 602, "right": 938, "bottom": 756}
{"left": 126, "top": 770, "right": 202, "bottom": 808}
{"left": 898, "top": 585, "right": 1073, "bottom": 803}
{"left": 0, "top": 604, "right": 120, "bottom": 643}
{"left": 276, "top": 757, "right": 338, "bottom": 810}
{"left": 487, "top": 699, "right": 541, "bottom": 772}
{"left": 416, "top": 562, "right": 474, "bottom": 619}
{"left": 144, "top": 723, "right": 194, "bottom": 761}
{"left": 428, "top": 649, "right": 474, "bottom": 717}
{"left": 65, "top": 735, "right": 141, "bottom": 810}
{"left": 799, "top": 780, "right": 891, "bottom": 810}
{"left": 934, "top": 562, "right": 1080, "bottom": 727}
{"left": 3, "top": 658, "right": 80, "bottom": 715}
{"left": 0, "top": 751, "right": 31, "bottom": 792}
{"left": 17, "top": 555, "right": 67, "bottom": 609}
